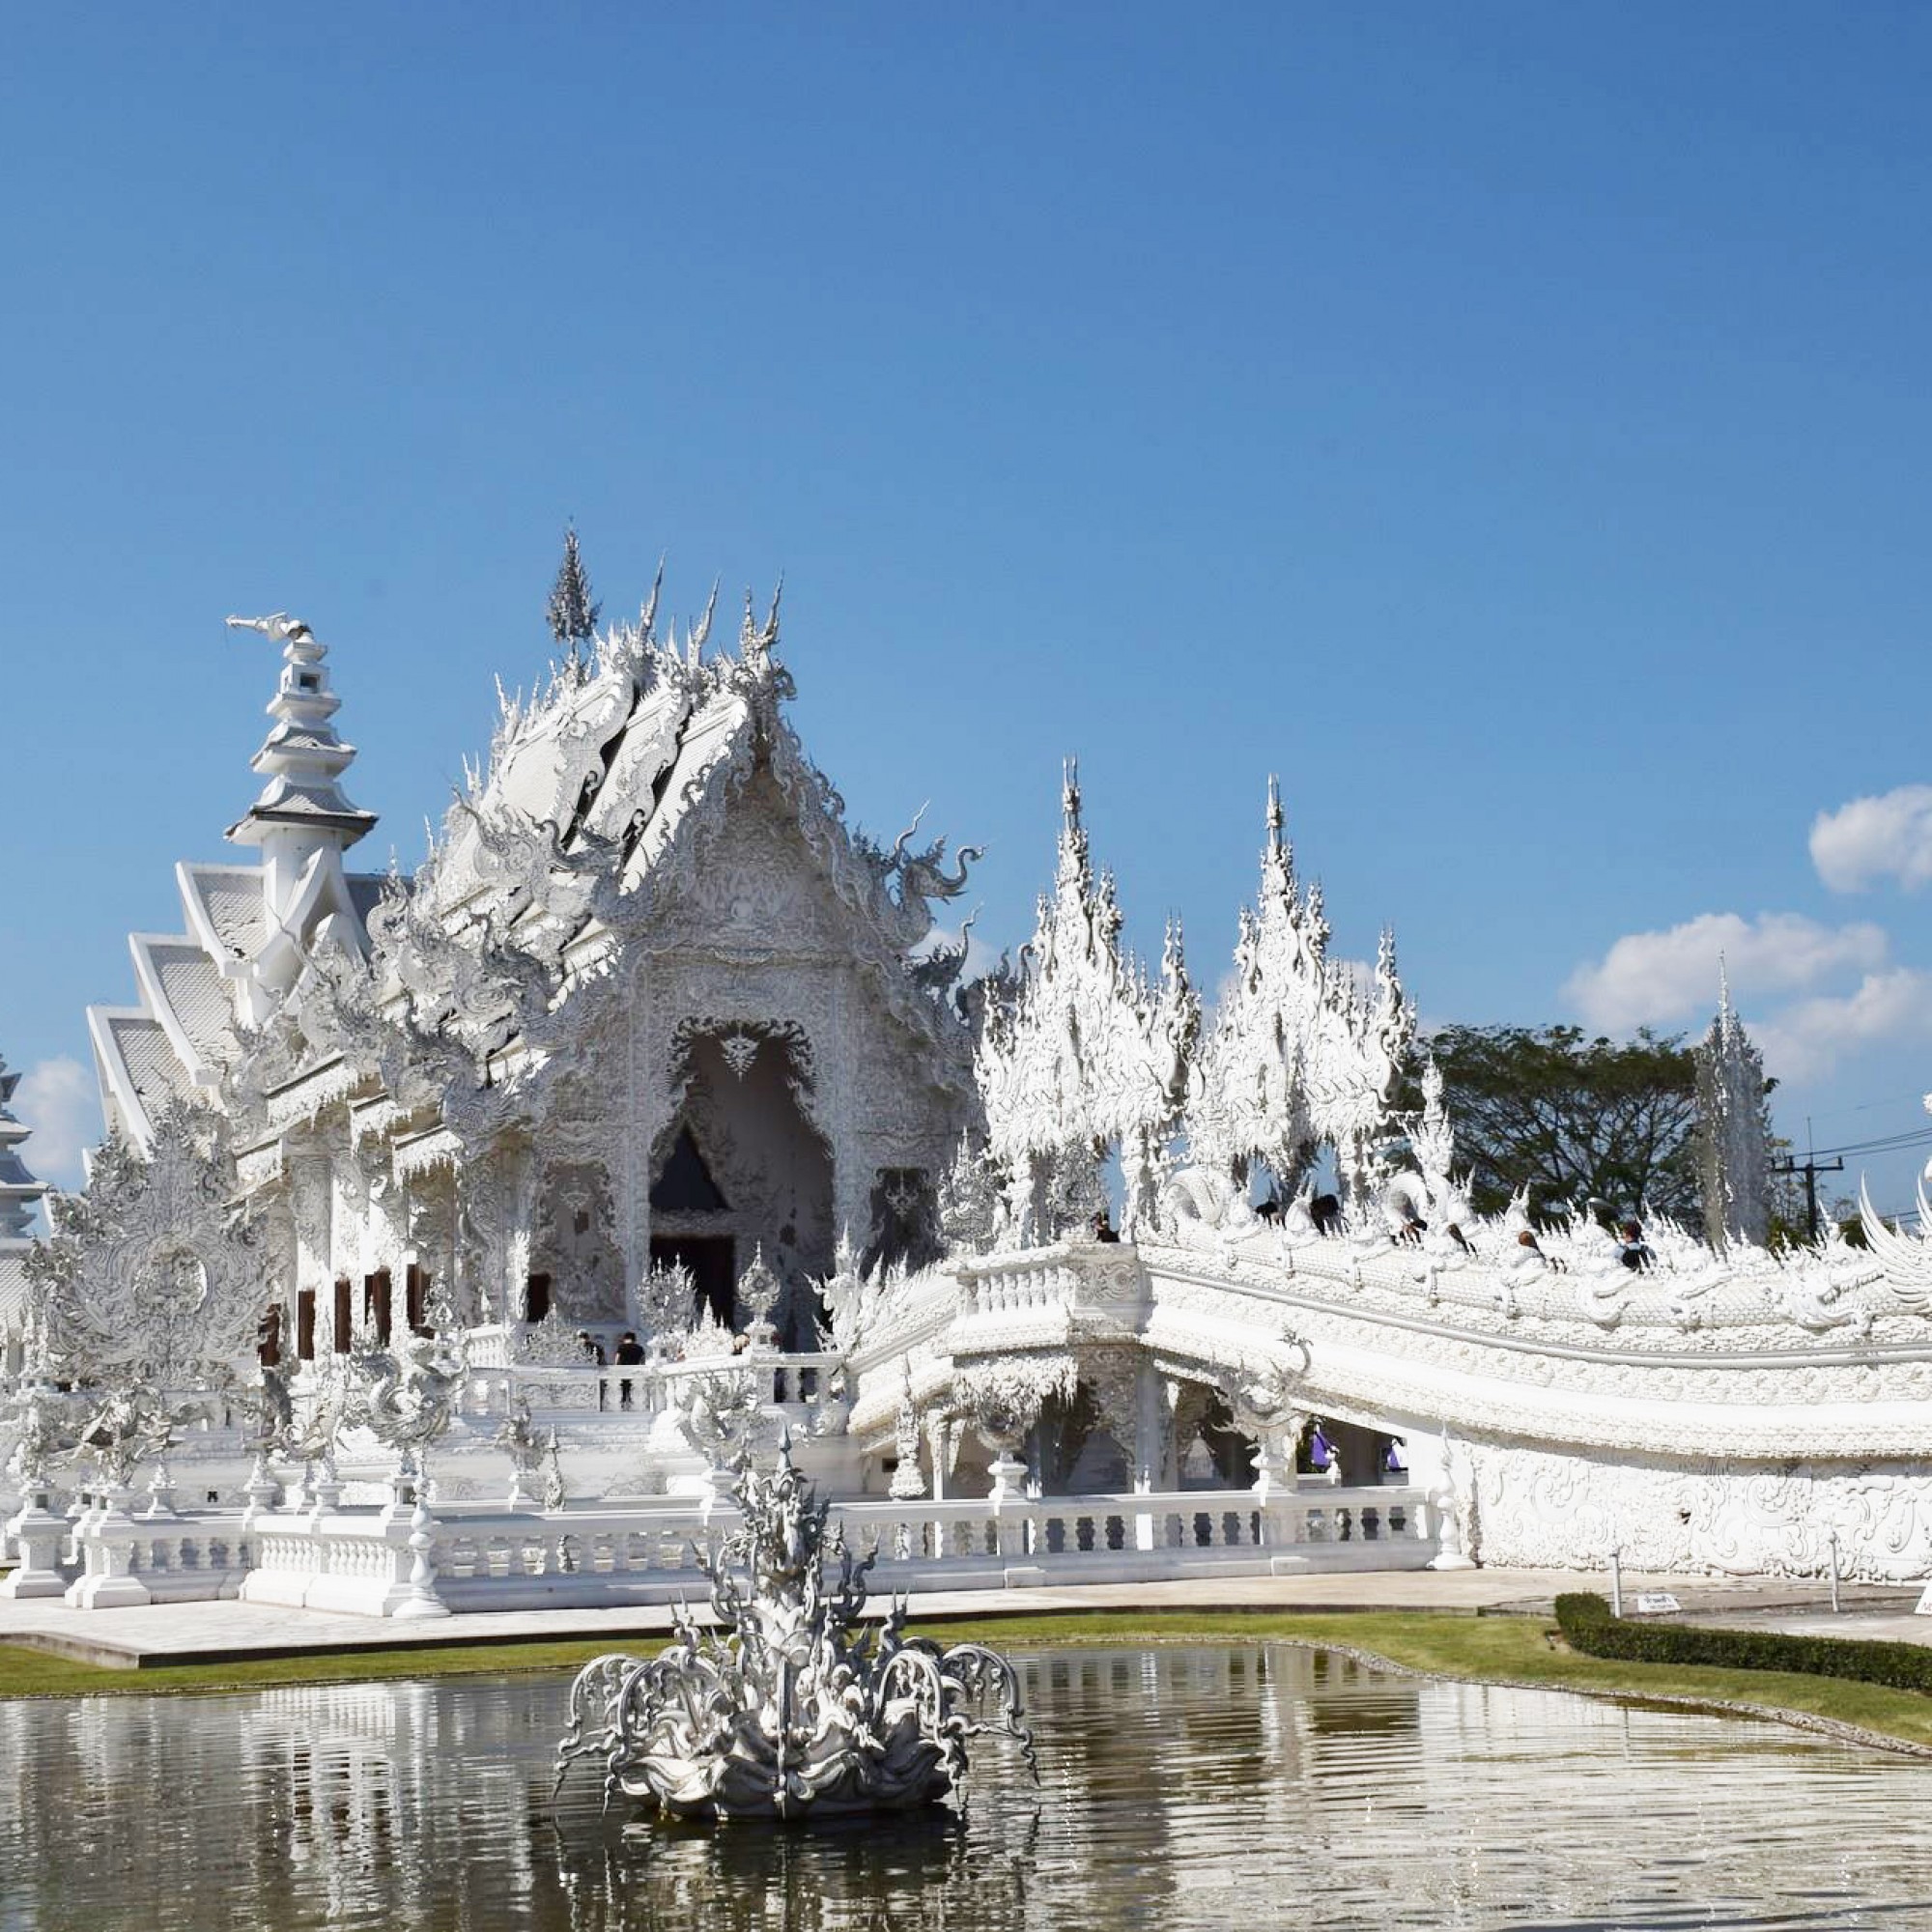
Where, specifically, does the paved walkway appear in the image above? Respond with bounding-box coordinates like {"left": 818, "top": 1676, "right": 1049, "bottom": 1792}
{"left": 0, "top": 1567, "right": 1889, "bottom": 1670}
{"left": 1672, "top": 1597, "right": 1932, "bottom": 1646}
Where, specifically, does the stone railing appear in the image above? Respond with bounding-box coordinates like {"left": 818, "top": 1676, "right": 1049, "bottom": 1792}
{"left": 28, "top": 1481, "right": 1435, "bottom": 1616}
{"left": 242, "top": 1506, "right": 439, "bottom": 1617}
{"left": 839, "top": 1485, "right": 1432, "bottom": 1583}
{"left": 952, "top": 1240, "right": 1148, "bottom": 1327}
{"left": 0, "top": 1493, "right": 260, "bottom": 1610}
{"left": 497, "top": 1350, "right": 847, "bottom": 1429}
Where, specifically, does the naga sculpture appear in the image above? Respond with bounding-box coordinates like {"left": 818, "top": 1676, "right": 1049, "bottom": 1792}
{"left": 554, "top": 1435, "right": 1035, "bottom": 1820}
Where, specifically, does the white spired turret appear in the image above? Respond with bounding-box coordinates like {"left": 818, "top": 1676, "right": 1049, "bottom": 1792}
{"left": 0, "top": 1057, "right": 46, "bottom": 1241}
{"left": 1694, "top": 963, "right": 1772, "bottom": 1250}
{"left": 222, "top": 613, "right": 380, "bottom": 1025}
{"left": 0, "top": 1054, "right": 48, "bottom": 1371}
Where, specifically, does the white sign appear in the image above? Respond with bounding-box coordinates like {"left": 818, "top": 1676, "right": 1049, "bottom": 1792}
{"left": 1633, "top": 1592, "right": 1681, "bottom": 1615}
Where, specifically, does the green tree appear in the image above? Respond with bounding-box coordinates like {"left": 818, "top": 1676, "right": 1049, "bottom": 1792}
{"left": 1403, "top": 1024, "right": 1700, "bottom": 1226}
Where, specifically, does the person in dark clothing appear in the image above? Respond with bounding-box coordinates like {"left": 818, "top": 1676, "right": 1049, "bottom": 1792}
{"left": 1310, "top": 1193, "right": 1343, "bottom": 1236}
{"left": 1092, "top": 1211, "right": 1121, "bottom": 1244}
{"left": 1618, "top": 1220, "right": 1655, "bottom": 1272}
{"left": 614, "top": 1329, "right": 645, "bottom": 1408}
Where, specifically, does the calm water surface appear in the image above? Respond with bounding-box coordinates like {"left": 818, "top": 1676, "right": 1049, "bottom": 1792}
{"left": 1, "top": 1644, "right": 1926, "bottom": 1931}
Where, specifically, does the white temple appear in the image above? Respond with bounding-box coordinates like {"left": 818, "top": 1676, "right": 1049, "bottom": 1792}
{"left": 11, "top": 554, "right": 1932, "bottom": 1617}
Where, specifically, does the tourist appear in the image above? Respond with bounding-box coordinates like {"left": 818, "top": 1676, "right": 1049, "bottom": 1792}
{"left": 1618, "top": 1220, "right": 1655, "bottom": 1272}
{"left": 1310, "top": 1192, "right": 1343, "bottom": 1236}
{"left": 1092, "top": 1210, "right": 1121, "bottom": 1244}
{"left": 614, "top": 1328, "right": 644, "bottom": 1408}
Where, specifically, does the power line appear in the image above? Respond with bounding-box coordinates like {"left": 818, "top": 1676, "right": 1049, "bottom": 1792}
{"left": 1773, "top": 1151, "right": 1844, "bottom": 1244}
{"left": 1804, "top": 1125, "right": 1932, "bottom": 1160}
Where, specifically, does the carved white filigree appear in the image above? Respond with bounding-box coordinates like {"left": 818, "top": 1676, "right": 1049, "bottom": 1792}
{"left": 975, "top": 763, "right": 1198, "bottom": 1242}
{"left": 1186, "top": 779, "right": 1412, "bottom": 1208}
{"left": 1695, "top": 968, "right": 1773, "bottom": 1251}
{"left": 816, "top": 1232, "right": 867, "bottom": 1357}
{"left": 639, "top": 1259, "right": 696, "bottom": 1350}
{"left": 25, "top": 1102, "right": 274, "bottom": 1394}
{"left": 675, "top": 1366, "right": 771, "bottom": 1468}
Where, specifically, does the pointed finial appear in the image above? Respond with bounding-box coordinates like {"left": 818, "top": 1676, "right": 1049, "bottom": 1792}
{"left": 546, "top": 525, "right": 601, "bottom": 668}
{"left": 639, "top": 557, "right": 665, "bottom": 641}
{"left": 689, "top": 579, "right": 720, "bottom": 662}
{"left": 1162, "top": 912, "right": 1187, "bottom": 981}
{"left": 1718, "top": 952, "right": 1733, "bottom": 1015}
{"left": 1265, "top": 774, "right": 1284, "bottom": 853}
{"left": 1062, "top": 755, "right": 1082, "bottom": 827}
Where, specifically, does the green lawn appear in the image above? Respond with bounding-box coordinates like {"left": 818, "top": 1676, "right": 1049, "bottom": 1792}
{"left": 3, "top": 1608, "right": 1931, "bottom": 1752}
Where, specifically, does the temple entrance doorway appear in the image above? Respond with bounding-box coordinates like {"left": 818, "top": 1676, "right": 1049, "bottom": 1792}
{"left": 649, "top": 1025, "right": 836, "bottom": 1343}
{"left": 649, "top": 1235, "right": 736, "bottom": 1325}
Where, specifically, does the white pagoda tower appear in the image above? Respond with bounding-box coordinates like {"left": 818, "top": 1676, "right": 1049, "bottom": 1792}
{"left": 0, "top": 1056, "right": 48, "bottom": 1373}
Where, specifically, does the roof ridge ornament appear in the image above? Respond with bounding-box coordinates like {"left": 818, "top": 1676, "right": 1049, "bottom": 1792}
{"left": 545, "top": 525, "right": 601, "bottom": 674}
{"left": 223, "top": 612, "right": 377, "bottom": 842}
{"left": 222, "top": 611, "right": 379, "bottom": 1025}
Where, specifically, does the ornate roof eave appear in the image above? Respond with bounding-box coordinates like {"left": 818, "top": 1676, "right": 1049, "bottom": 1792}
{"left": 497, "top": 675, "right": 978, "bottom": 1091}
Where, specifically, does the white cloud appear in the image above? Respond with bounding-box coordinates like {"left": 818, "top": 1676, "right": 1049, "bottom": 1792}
{"left": 1563, "top": 912, "right": 1889, "bottom": 1033}
{"left": 13, "top": 1056, "right": 98, "bottom": 1191}
{"left": 1751, "top": 969, "right": 1932, "bottom": 1085}
{"left": 1811, "top": 784, "right": 1932, "bottom": 893}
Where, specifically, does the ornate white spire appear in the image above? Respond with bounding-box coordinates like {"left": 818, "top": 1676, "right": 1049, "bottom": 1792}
{"left": 546, "top": 526, "right": 601, "bottom": 673}
{"left": 0, "top": 1056, "right": 47, "bottom": 1240}
{"left": 976, "top": 764, "right": 1197, "bottom": 1240}
{"left": 222, "top": 614, "right": 379, "bottom": 1024}
{"left": 1188, "top": 778, "right": 1412, "bottom": 1204}
{"left": 1695, "top": 959, "right": 1771, "bottom": 1249}
{"left": 224, "top": 613, "right": 378, "bottom": 858}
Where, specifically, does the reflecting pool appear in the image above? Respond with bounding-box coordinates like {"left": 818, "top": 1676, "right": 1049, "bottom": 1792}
{"left": 1, "top": 1644, "right": 1927, "bottom": 1930}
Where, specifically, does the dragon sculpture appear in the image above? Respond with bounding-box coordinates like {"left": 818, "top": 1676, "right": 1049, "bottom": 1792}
{"left": 554, "top": 1435, "right": 1035, "bottom": 1820}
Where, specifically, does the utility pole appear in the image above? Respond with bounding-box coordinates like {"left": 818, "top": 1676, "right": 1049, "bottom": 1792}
{"left": 1772, "top": 1151, "right": 1844, "bottom": 1243}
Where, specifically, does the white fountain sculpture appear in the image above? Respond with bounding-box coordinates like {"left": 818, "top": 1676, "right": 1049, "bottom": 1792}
{"left": 554, "top": 1435, "right": 1036, "bottom": 1820}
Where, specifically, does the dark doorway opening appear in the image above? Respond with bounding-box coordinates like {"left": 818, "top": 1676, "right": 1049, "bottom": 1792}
{"left": 258, "top": 1302, "right": 283, "bottom": 1369}
{"left": 363, "top": 1268, "right": 393, "bottom": 1346}
{"left": 650, "top": 1235, "right": 736, "bottom": 1325}
{"left": 526, "top": 1272, "right": 553, "bottom": 1323}
{"left": 650, "top": 1126, "right": 730, "bottom": 1212}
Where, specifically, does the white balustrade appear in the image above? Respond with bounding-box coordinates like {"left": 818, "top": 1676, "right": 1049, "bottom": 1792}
{"left": 46, "top": 1474, "right": 1435, "bottom": 1616}
{"left": 497, "top": 1350, "right": 846, "bottom": 1426}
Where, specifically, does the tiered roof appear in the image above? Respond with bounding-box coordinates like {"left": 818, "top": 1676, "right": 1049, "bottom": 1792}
{"left": 0, "top": 1055, "right": 49, "bottom": 1345}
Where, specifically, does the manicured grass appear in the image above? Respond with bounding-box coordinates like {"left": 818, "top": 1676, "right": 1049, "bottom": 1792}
{"left": 5, "top": 1608, "right": 1932, "bottom": 1753}
{"left": 0, "top": 1635, "right": 676, "bottom": 1701}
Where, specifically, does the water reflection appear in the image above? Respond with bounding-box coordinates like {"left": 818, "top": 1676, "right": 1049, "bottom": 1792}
{"left": 0, "top": 1645, "right": 1927, "bottom": 1930}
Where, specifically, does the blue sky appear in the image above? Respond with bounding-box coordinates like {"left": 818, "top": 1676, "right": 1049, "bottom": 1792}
{"left": 3, "top": 5, "right": 1930, "bottom": 1214}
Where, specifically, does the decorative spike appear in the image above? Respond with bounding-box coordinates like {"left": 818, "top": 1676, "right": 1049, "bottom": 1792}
{"left": 639, "top": 557, "right": 665, "bottom": 641}
{"left": 689, "top": 580, "right": 720, "bottom": 663}
{"left": 545, "top": 525, "right": 601, "bottom": 669}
